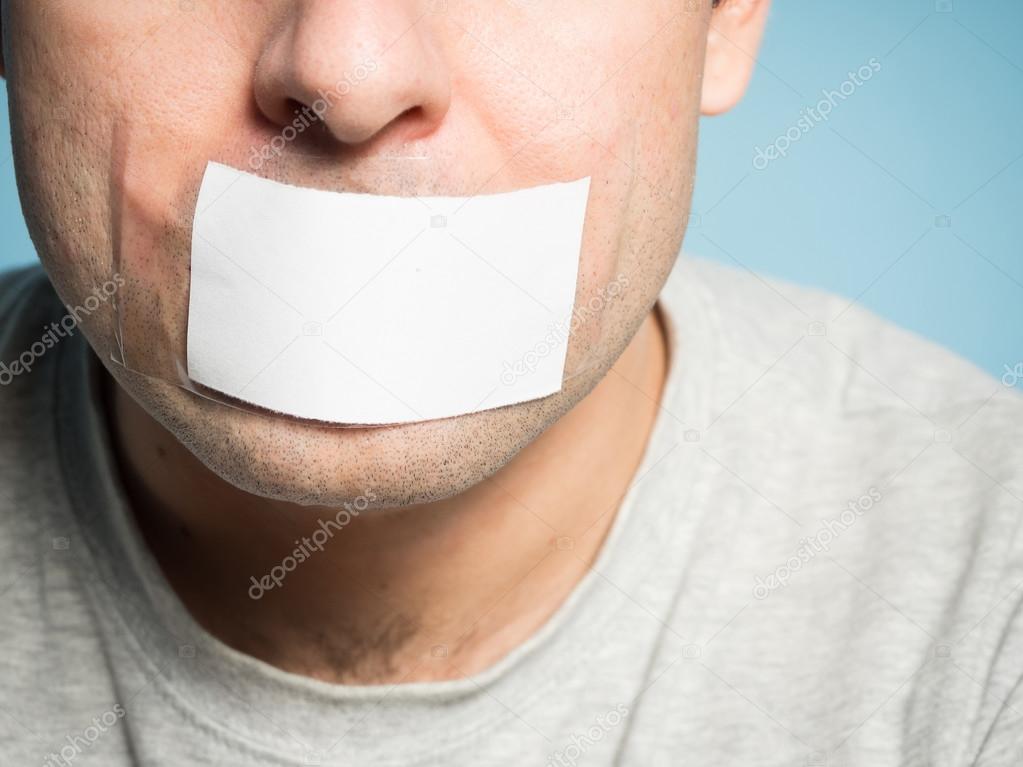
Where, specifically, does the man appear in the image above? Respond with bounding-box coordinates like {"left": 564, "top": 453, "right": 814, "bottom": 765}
{"left": 0, "top": 0, "right": 1020, "bottom": 765}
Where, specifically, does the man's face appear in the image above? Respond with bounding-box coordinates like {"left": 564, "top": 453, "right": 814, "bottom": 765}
{"left": 2, "top": 0, "right": 724, "bottom": 507}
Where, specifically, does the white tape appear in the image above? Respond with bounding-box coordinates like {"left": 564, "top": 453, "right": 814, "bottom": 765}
{"left": 186, "top": 162, "right": 590, "bottom": 425}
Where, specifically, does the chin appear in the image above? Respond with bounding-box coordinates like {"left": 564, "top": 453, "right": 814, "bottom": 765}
{"left": 111, "top": 361, "right": 598, "bottom": 510}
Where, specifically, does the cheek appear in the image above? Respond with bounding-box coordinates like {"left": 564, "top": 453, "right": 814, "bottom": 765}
{"left": 7, "top": 3, "right": 249, "bottom": 308}
{"left": 564, "top": 43, "right": 700, "bottom": 366}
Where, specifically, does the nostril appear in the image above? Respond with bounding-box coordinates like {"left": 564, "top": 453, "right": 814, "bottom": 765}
{"left": 400, "top": 106, "right": 424, "bottom": 123}
{"left": 285, "top": 97, "right": 320, "bottom": 125}
{"left": 387, "top": 105, "right": 437, "bottom": 143}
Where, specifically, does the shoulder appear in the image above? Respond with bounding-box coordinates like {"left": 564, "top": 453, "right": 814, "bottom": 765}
{"left": 0, "top": 265, "right": 70, "bottom": 443}
{"left": 0, "top": 263, "right": 58, "bottom": 316}
{"left": 664, "top": 255, "right": 1015, "bottom": 425}
{"left": 0, "top": 267, "right": 127, "bottom": 756}
{"left": 0, "top": 264, "right": 68, "bottom": 373}
{"left": 670, "top": 256, "right": 1022, "bottom": 499}
{"left": 662, "top": 255, "right": 1021, "bottom": 537}
{"left": 0, "top": 264, "right": 70, "bottom": 542}
{"left": 661, "top": 256, "right": 1023, "bottom": 760}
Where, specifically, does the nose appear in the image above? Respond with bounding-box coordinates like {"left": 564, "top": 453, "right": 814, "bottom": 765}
{"left": 253, "top": 1, "right": 451, "bottom": 147}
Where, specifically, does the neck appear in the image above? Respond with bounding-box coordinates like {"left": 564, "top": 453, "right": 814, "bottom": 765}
{"left": 107, "top": 310, "right": 668, "bottom": 684}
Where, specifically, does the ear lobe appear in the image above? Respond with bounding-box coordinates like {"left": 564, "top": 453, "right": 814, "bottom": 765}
{"left": 701, "top": 0, "right": 771, "bottom": 116}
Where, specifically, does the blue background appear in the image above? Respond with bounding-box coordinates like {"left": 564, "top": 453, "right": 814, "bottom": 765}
{"left": 1, "top": 0, "right": 1020, "bottom": 378}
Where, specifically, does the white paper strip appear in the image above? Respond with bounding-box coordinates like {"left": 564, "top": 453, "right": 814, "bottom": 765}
{"left": 186, "top": 162, "right": 590, "bottom": 425}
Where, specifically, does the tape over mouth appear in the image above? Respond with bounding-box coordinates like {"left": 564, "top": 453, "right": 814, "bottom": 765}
{"left": 109, "top": 155, "right": 602, "bottom": 427}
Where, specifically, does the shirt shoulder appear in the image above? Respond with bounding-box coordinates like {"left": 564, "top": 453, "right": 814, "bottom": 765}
{"left": 0, "top": 265, "right": 69, "bottom": 468}
{"left": 669, "top": 256, "right": 1022, "bottom": 507}
{"left": 0, "top": 266, "right": 136, "bottom": 760}
{"left": 658, "top": 256, "right": 1023, "bottom": 763}
{"left": 663, "top": 256, "right": 1022, "bottom": 553}
{"left": 665, "top": 255, "right": 1015, "bottom": 423}
{"left": 0, "top": 264, "right": 64, "bottom": 354}
{"left": 0, "top": 263, "right": 73, "bottom": 568}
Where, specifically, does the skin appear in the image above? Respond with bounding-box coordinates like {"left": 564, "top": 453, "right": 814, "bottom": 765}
{"left": 0, "top": 0, "right": 768, "bottom": 683}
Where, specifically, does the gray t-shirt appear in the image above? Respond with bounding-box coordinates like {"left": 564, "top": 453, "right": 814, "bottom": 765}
{"left": 1, "top": 258, "right": 1021, "bottom": 766}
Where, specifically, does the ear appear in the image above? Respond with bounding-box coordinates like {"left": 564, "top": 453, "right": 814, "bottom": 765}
{"left": 701, "top": 0, "right": 771, "bottom": 116}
